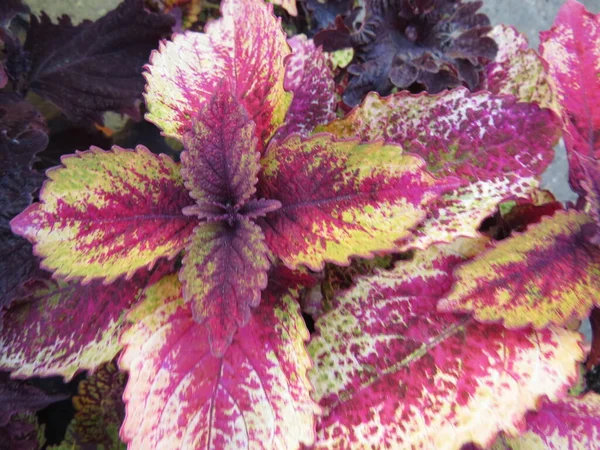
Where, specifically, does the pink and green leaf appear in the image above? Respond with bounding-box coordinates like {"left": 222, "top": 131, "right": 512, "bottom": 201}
{"left": 275, "top": 35, "right": 336, "bottom": 139}
{"left": 119, "top": 273, "right": 319, "bottom": 449}
{"left": 180, "top": 81, "right": 261, "bottom": 209}
{"left": 309, "top": 241, "right": 584, "bottom": 449}
{"left": 485, "top": 25, "right": 554, "bottom": 108}
{"left": 438, "top": 210, "right": 600, "bottom": 329}
{"left": 0, "top": 262, "right": 171, "bottom": 380}
{"left": 317, "top": 88, "right": 560, "bottom": 182}
{"left": 144, "top": 0, "right": 291, "bottom": 150}
{"left": 540, "top": 0, "right": 600, "bottom": 190}
{"left": 10, "top": 146, "right": 195, "bottom": 283}
{"left": 397, "top": 175, "right": 538, "bottom": 252}
{"left": 491, "top": 394, "right": 600, "bottom": 449}
{"left": 179, "top": 219, "right": 271, "bottom": 356}
{"left": 258, "top": 134, "right": 455, "bottom": 270}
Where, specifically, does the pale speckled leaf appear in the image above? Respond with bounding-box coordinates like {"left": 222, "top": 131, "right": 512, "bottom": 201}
{"left": 10, "top": 146, "right": 196, "bottom": 284}
{"left": 484, "top": 25, "right": 554, "bottom": 108}
{"left": 0, "top": 262, "right": 171, "bottom": 380}
{"left": 258, "top": 134, "right": 455, "bottom": 270}
{"left": 491, "top": 393, "right": 600, "bottom": 450}
{"left": 309, "top": 241, "right": 584, "bottom": 450}
{"left": 398, "top": 175, "right": 538, "bottom": 252}
{"left": 438, "top": 210, "right": 600, "bottom": 329}
{"left": 144, "top": 0, "right": 291, "bottom": 151}
{"left": 275, "top": 35, "right": 336, "bottom": 139}
{"left": 316, "top": 88, "right": 559, "bottom": 182}
{"left": 119, "top": 273, "right": 319, "bottom": 449}
{"left": 180, "top": 220, "right": 271, "bottom": 356}
{"left": 540, "top": 0, "right": 600, "bottom": 191}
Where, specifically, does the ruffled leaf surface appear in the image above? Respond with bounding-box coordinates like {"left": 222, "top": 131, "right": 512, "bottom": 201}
{"left": 320, "top": 0, "right": 497, "bottom": 106}
{"left": 0, "top": 94, "right": 48, "bottom": 313}
{"left": 180, "top": 220, "right": 271, "bottom": 356}
{"left": 119, "top": 273, "right": 319, "bottom": 449}
{"left": 492, "top": 394, "right": 600, "bottom": 449}
{"left": 24, "top": 0, "right": 173, "bottom": 124}
{"left": 145, "top": 0, "right": 291, "bottom": 149}
{"left": 258, "top": 134, "right": 452, "bottom": 270}
{"left": 438, "top": 210, "right": 600, "bottom": 329}
{"left": 485, "top": 25, "right": 553, "bottom": 108}
{"left": 309, "top": 241, "right": 583, "bottom": 449}
{"left": 71, "top": 361, "right": 127, "bottom": 448}
{"left": 540, "top": 0, "right": 600, "bottom": 192}
{"left": 275, "top": 35, "right": 336, "bottom": 138}
{"left": 318, "top": 88, "right": 559, "bottom": 181}
{"left": 10, "top": 146, "right": 196, "bottom": 283}
{"left": 304, "top": 0, "right": 353, "bottom": 33}
{"left": 0, "top": 261, "right": 172, "bottom": 380}
{"left": 180, "top": 82, "right": 260, "bottom": 209}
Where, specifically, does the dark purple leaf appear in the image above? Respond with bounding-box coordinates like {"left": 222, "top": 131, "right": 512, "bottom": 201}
{"left": 0, "top": 374, "right": 66, "bottom": 426}
{"left": 24, "top": 0, "right": 174, "bottom": 124}
{"left": 0, "top": 94, "right": 48, "bottom": 314}
{"left": 318, "top": 0, "right": 498, "bottom": 106}
{"left": 303, "top": 0, "right": 354, "bottom": 33}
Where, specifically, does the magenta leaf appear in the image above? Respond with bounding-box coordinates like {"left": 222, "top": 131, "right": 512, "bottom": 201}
{"left": 24, "top": 0, "right": 174, "bottom": 124}
{"left": 119, "top": 273, "right": 319, "bottom": 448}
{"left": 540, "top": 0, "right": 600, "bottom": 192}
{"left": 275, "top": 35, "right": 336, "bottom": 138}
{"left": 0, "top": 261, "right": 172, "bottom": 380}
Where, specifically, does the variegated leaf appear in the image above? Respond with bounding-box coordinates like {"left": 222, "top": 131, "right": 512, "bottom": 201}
{"left": 10, "top": 146, "right": 195, "bottom": 283}
{"left": 0, "top": 262, "right": 171, "bottom": 380}
{"left": 317, "top": 88, "right": 560, "bottom": 181}
{"left": 145, "top": 0, "right": 291, "bottom": 150}
{"left": 485, "top": 25, "right": 554, "bottom": 108}
{"left": 438, "top": 210, "right": 600, "bottom": 329}
{"left": 180, "top": 219, "right": 271, "bottom": 356}
{"left": 119, "top": 273, "right": 319, "bottom": 449}
{"left": 309, "top": 241, "right": 583, "bottom": 449}
{"left": 258, "top": 134, "right": 454, "bottom": 270}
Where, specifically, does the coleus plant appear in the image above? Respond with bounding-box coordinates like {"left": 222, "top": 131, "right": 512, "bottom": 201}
{"left": 3, "top": 0, "right": 600, "bottom": 448}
